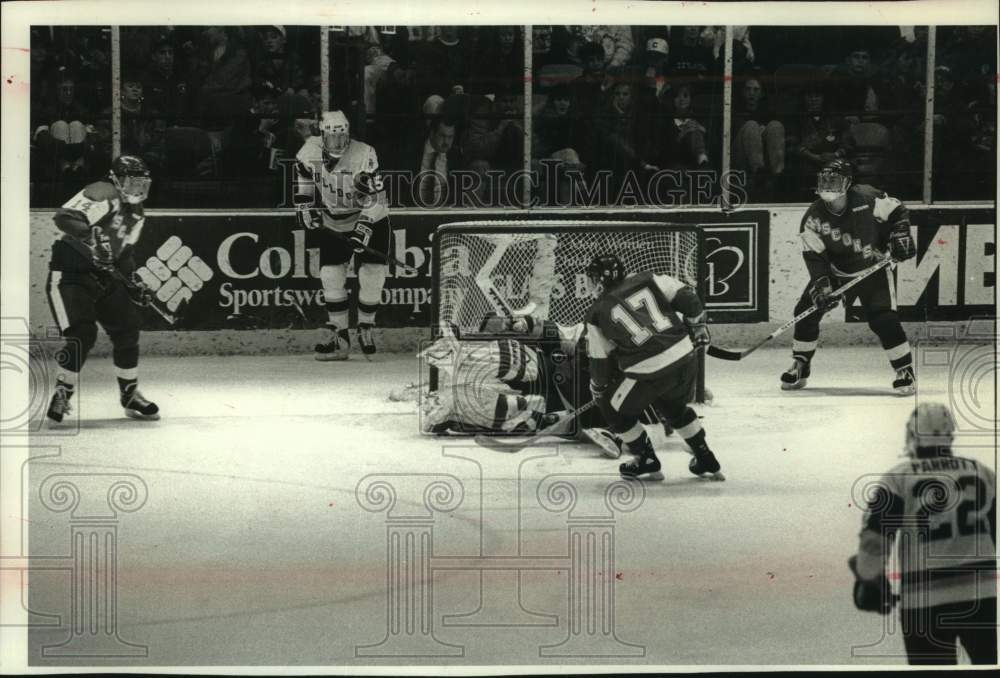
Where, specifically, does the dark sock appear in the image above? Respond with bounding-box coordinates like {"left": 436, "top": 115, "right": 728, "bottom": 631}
{"left": 117, "top": 377, "right": 137, "bottom": 396}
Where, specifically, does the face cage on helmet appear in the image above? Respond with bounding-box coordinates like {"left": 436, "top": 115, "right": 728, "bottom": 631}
{"left": 114, "top": 174, "right": 151, "bottom": 203}
{"left": 816, "top": 170, "right": 850, "bottom": 197}
{"left": 323, "top": 131, "right": 350, "bottom": 157}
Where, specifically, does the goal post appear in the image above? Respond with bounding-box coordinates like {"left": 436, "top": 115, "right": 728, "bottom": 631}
{"left": 430, "top": 220, "right": 707, "bottom": 403}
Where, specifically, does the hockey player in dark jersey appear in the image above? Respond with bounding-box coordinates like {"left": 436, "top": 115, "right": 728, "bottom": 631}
{"left": 584, "top": 253, "right": 722, "bottom": 481}
{"left": 781, "top": 160, "right": 917, "bottom": 395}
{"left": 850, "top": 403, "right": 996, "bottom": 664}
{"left": 44, "top": 155, "right": 160, "bottom": 424}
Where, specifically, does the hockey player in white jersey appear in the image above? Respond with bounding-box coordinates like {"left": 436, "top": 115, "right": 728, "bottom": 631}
{"left": 295, "top": 110, "right": 392, "bottom": 360}
{"left": 849, "top": 403, "right": 996, "bottom": 665}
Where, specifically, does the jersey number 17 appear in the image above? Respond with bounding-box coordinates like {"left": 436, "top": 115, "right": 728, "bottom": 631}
{"left": 610, "top": 287, "right": 674, "bottom": 346}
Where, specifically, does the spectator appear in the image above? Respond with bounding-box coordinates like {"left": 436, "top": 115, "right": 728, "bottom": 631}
{"left": 253, "top": 26, "right": 307, "bottom": 109}
{"left": 567, "top": 26, "right": 634, "bottom": 73}
{"left": 732, "top": 75, "right": 786, "bottom": 199}
{"left": 593, "top": 81, "right": 640, "bottom": 199}
{"left": 669, "top": 26, "right": 718, "bottom": 81}
{"left": 533, "top": 84, "right": 588, "bottom": 162}
{"left": 787, "top": 81, "right": 848, "bottom": 195}
{"left": 544, "top": 147, "right": 587, "bottom": 206}
{"left": 415, "top": 26, "right": 471, "bottom": 100}
{"left": 364, "top": 43, "right": 396, "bottom": 116}
{"left": 194, "top": 27, "right": 252, "bottom": 131}
{"left": 831, "top": 45, "right": 882, "bottom": 121}
{"left": 569, "top": 42, "right": 610, "bottom": 120}
{"left": 411, "top": 117, "right": 463, "bottom": 206}
{"left": 37, "top": 73, "right": 94, "bottom": 178}
{"left": 656, "top": 83, "right": 710, "bottom": 171}
{"left": 473, "top": 26, "right": 522, "bottom": 96}
{"left": 634, "top": 38, "right": 672, "bottom": 151}
{"left": 118, "top": 74, "right": 165, "bottom": 174}
{"left": 143, "top": 34, "right": 190, "bottom": 121}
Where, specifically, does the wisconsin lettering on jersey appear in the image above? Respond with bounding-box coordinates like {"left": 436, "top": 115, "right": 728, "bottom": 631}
{"left": 802, "top": 215, "right": 878, "bottom": 259}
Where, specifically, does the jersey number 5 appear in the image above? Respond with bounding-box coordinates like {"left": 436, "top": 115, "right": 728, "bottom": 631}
{"left": 609, "top": 288, "right": 673, "bottom": 346}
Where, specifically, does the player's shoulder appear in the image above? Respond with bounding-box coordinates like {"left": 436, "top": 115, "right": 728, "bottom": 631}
{"left": 60, "top": 181, "right": 118, "bottom": 216}
{"left": 801, "top": 199, "right": 825, "bottom": 225}
{"left": 849, "top": 184, "right": 885, "bottom": 203}
{"left": 80, "top": 181, "right": 118, "bottom": 202}
{"left": 296, "top": 136, "right": 323, "bottom": 162}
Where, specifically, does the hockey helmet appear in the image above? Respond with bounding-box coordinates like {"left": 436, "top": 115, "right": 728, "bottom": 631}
{"left": 905, "top": 402, "right": 955, "bottom": 458}
{"left": 319, "top": 110, "right": 351, "bottom": 159}
{"left": 816, "top": 159, "right": 853, "bottom": 202}
{"left": 110, "top": 155, "right": 151, "bottom": 204}
{"left": 586, "top": 253, "right": 626, "bottom": 293}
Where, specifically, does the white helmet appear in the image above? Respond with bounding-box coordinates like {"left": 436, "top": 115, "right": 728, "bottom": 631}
{"left": 905, "top": 402, "right": 955, "bottom": 458}
{"left": 320, "top": 110, "right": 350, "bottom": 158}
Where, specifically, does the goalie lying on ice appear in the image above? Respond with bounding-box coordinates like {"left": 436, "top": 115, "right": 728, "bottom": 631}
{"left": 419, "top": 314, "right": 666, "bottom": 451}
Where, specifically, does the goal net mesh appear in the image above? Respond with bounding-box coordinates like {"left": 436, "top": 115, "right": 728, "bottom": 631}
{"left": 434, "top": 221, "right": 701, "bottom": 334}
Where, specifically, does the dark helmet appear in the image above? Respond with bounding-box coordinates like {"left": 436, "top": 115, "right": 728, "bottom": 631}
{"left": 586, "top": 253, "right": 626, "bottom": 292}
{"left": 816, "top": 159, "right": 853, "bottom": 201}
{"left": 110, "top": 155, "right": 151, "bottom": 204}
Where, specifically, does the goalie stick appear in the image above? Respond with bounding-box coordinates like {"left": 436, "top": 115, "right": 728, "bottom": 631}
{"left": 706, "top": 257, "right": 893, "bottom": 361}
{"left": 474, "top": 400, "right": 599, "bottom": 453}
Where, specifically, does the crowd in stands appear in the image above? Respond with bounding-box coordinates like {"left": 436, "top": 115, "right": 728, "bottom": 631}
{"left": 29, "top": 24, "right": 996, "bottom": 208}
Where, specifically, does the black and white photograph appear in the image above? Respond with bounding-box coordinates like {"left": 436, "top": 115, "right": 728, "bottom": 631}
{"left": 0, "top": 0, "right": 996, "bottom": 672}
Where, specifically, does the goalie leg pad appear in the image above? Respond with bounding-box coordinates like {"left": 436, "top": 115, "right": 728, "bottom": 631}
{"left": 320, "top": 264, "right": 349, "bottom": 330}
{"left": 357, "top": 263, "right": 387, "bottom": 325}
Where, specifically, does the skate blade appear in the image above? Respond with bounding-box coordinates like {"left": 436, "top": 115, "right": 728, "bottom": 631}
{"left": 621, "top": 471, "right": 664, "bottom": 482}
{"left": 694, "top": 471, "right": 726, "bottom": 481}
{"left": 894, "top": 385, "right": 916, "bottom": 396}
{"left": 315, "top": 354, "right": 349, "bottom": 362}
{"left": 124, "top": 409, "right": 160, "bottom": 421}
{"left": 780, "top": 380, "right": 807, "bottom": 391}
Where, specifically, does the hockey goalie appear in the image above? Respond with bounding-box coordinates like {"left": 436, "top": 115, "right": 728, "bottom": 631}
{"left": 419, "top": 314, "right": 668, "bottom": 458}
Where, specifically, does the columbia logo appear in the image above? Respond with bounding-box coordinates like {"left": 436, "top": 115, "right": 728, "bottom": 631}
{"left": 135, "top": 236, "right": 213, "bottom": 312}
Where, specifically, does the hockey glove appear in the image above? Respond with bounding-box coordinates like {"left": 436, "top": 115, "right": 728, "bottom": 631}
{"left": 888, "top": 224, "right": 916, "bottom": 262}
{"left": 298, "top": 207, "right": 322, "bottom": 230}
{"left": 125, "top": 274, "right": 155, "bottom": 308}
{"left": 89, "top": 226, "right": 115, "bottom": 271}
{"left": 847, "top": 556, "right": 894, "bottom": 615}
{"left": 351, "top": 219, "right": 374, "bottom": 254}
{"left": 809, "top": 276, "right": 842, "bottom": 312}
{"left": 684, "top": 312, "right": 711, "bottom": 348}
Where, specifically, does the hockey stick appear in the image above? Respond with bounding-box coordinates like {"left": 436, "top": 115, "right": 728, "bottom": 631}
{"left": 706, "top": 257, "right": 893, "bottom": 361}
{"left": 474, "top": 400, "right": 599, "bottom": 453}
{"left": 318, "top": 220, "right": 419, "bottom": 275}
{"left": 107, "top": 268, "right": 180, "bottom": 325}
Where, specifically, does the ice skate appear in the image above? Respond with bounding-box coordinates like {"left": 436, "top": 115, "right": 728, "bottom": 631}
{"left": 619, "top": 453, "right": 664, "bottom": 481}
{"left": 780, "top": 358, "right": 810, "bottom": 390}
{"left": 357, "top": 323, "right": 377, "bottom": 360}
{"left": 46, "top": 381, "right": 74, "bottom": 425}
{"left": 893, "top": 366, "right": 916, "bottom": 396}
{"left": 619, "top": 436, "right": 664, "bottom": 481}
{"left": 688, "top": 448, "right": 725, "bottom": 481}
{"left": 121, "top": 387, "right": 160, "bottom": 421}
{"left": 315, "top": 327, "right": 350, "bottom": 361}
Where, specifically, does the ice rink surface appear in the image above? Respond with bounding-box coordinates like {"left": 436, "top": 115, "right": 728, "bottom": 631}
{"left": 23, "top": 345, "right": 996, "bottom": 667}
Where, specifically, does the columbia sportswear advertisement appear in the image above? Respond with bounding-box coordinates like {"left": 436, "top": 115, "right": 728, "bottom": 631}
{"left": 131, "top": 210, "right": 772, "bottom": 330}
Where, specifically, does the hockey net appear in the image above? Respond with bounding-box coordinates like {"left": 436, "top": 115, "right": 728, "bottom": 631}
{"left": 430, "top": 220, "right": 705, "bottom": 401}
